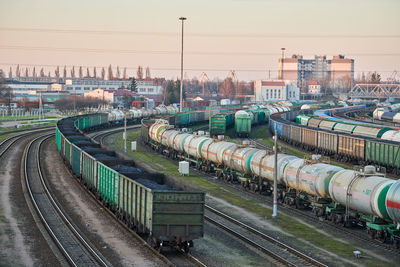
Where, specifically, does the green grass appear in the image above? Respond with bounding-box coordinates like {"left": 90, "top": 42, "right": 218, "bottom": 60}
{"left": 104, "top": 128, "right": 391, "bottom": 267}
{"left": 0, "top": 115, "right": 55, "bottom": 122}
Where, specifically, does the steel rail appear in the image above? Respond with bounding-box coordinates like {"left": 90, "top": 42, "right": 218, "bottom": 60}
{"left": 205, "top": 205, "right": 327, "bottom": 267}
{"left": 24, "top": 133, "right": 109, "bottom": 267}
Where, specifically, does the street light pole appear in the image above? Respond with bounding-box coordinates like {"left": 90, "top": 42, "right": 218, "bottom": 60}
{"left": 179, "top": 17, "right": 187, "bottom": 112}
{"left": 124, "top": 110, "right": 127, "bottom": 153}
{"left": 280, "top": 47, "right": 285, "bottom": 101}
{"left": 272, "top": 126, "right": 278, "bottom": 219}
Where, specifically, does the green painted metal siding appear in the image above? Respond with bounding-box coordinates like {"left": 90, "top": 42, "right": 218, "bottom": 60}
{"left": 152, "top": 191, "right": 205, "bottom": 241}
{"left": 71, "top": 144, "right": 82, "bottom": 176}
{"left": 83, "top": 116, "right": 91, "bottom": 130}
{"left": 98, "top": 162, "right": 119, "bottom": 209}
{"left": 366, "top": 140, "right": 400, "bottom": 169}
{"left": 235, "top": 116, "right": 251, "bottom": 134}
{"left": 64, "top": 139, "right": 71, "bottom": 162}
{"left": 55, "top": 127, "right": 61, "bottom": 151}
{"left": 81, "top": 151, "right": 98, "bottom": 190}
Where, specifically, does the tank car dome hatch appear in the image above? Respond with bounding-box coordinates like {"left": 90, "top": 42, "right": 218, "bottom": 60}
{"left": 364, "top": 165, "right": 376, "bottom": 174}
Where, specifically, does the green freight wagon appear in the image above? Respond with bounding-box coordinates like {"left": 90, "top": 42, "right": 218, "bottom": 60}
{"left": 118, "top": 174, "right": 204, "bottom": 251}
{"left": 81, "top": 151, "right": 98, "bottom": 191}
{"left": 235, "top": 110, "right": 252, "bottom": 137}
{"left": 210, "top": 113, "right": 234, "bottom": 136}
{"left": 365, "top": 139, "right": 400, "bottom": 173}
{"left": 71, "top": 143, "right": 82, "bottom": 177}
{"left": 98, "top": 162, "right": 120, "bottom": 210}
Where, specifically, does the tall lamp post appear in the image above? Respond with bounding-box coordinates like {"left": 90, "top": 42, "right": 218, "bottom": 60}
{"left": 179, "top": 17, "right": 187, "bottom": 112}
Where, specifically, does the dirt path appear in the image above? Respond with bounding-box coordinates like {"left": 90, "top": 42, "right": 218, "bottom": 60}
{"left": 42, "top": 139, "right": 164, "bottom": 266}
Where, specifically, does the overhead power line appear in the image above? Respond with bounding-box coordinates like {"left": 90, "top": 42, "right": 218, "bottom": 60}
{"left": 0, "top": 27, "right": 399, "bottom": 39}
{"left": 0, "top": 45, "right": 399, "bottom": 57}
{"left": 1, "top": 62, "right": 397, "bottom": 73}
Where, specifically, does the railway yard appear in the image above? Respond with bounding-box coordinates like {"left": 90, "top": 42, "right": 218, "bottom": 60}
{"left": 1, "top": 103, "right": 400, "bottom": 267}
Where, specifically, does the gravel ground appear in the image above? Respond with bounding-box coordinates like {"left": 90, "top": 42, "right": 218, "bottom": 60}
{"left": 192, "top": 223, "right": 279, "bottom": 267}
{"left": 41, "top": 139, "right": 165, "bottom": 266}
{"left": 0, "top": 132, "right": 60, "bottom": 266}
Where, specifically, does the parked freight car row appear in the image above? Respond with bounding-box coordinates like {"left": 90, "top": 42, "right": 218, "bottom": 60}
{"left": 143, "top": 119, "right": 400, "bottom": 248}
{"left": 56, "top": 113, "right": 205, "bottom": 252}
{"left": 272, "top": 111, "right": 400, "bottom": 174}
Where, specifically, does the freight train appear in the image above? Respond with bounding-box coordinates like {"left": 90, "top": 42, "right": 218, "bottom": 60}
{"left": 143, "top": 119, "right": 400, "bottom": 248}
{"left": 373, "top": 103, "right": 400, "bottom": 123}
{"left": 56, "top": 113, "right": 205, "bottom": 252}
{"left": 272, "top": 110, "right": 400, "bottom": 174}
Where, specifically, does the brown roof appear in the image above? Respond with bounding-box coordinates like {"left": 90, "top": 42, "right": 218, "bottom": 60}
{"left": 262, "top": 81, "right": 285, "bottom": 86}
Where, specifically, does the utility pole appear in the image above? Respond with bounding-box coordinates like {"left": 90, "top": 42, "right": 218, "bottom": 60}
{"left": 272, "top": 126, "right": 278, "bottom": 219}
{"left": 280, "top": 48, "right": 285, "bottom": 101}
{"left": 179, "top": 17, "right": 187, "bottom": 112}
{"left": 124, "top": 111, "right": 127, "bottom": 153}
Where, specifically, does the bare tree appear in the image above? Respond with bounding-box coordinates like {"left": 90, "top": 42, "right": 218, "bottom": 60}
{"left": 55, "top": 66, "right": 60, "bottom": 78}
{"left": 40, "top": 68, "right": 45, "bottom": 77}
{"left": 145, "top": 67, "right": 151, "bottom": 79}
{"left": 71, "top": 66, "right": 75, "bottom": 78}
{"left": 48, "top": 71, "right": 51, "bottom": 77}
{"left": 101, "top": 67, "right": 105, "bottom": 79}
{"left": 137, "top": 65, "right": 143, "bottom": 80}
{"left": 86, "top": 67, "right": 90, "bottom": 78}
{"left": 93, "top": 67, "right": 97, "bottom": 78}
{"left": 219, "top": 77, "right": 235, "bottom": 100}
{"left": 33, "top": 67, "right": 37, "bottom": 77}
{"left": 16, "top": 64, "right": 20, "bottom": 77}
{"left": 123, "top": 67, "right": 127, "bottom": 80}
{"left": 0, "top": 74, "right": 12, "bottom": 115}
{"left": 79, "top": 66, "right": 83, "bottom": 78}
{"left": 108, "top": 65, "right": 113, "bottom": 80}
{"left": 25, "top": 67, "right": 29, "bottom": 77}
{"left": 63, "top": 66, "right": 67, "bottom": 78}
{"left": 116, "top": 66, "right": 120, "bottom": 79}
{"left": 8, "top": 67, "right": 12, "bottom": 78}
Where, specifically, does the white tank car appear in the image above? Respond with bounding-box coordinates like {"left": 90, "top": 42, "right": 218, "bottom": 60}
{"left": 283, "top": 160, "right": 343, "bottom": 198}
{"left": 183, "top": 135, "right": 196, "bottom": 155}
{"left": 187, "top": 136, "right": 212, "bottom": 158}
{"left": 173, "top": 133, "right": 191, "bottom": 152}
{"left": 222, "top": 146, "right": 258, "bottom": 174}
{"left": 159, "top": 128, "right": 172, "bottom": 147}
{"left": 381, "top": 130, "right": 398, "bottom": 141}
{"left": 329, "top": 168, "right": 395, "bottom": 220}
{"left": 202, "top": 141, "right": 237, "bottom": 165}
{"left": 149, "top": 120, "right": 170, "bottom": 143}
{"left": 250, "top": 152, "right": 296, "bottom": 183}
{"left": 386, "top": 179, "right": 400, "bottom": 224}
{"left": 164, "top": 130, "right": 180, "bottom": 149}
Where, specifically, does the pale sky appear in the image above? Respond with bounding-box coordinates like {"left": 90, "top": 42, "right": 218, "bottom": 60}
{"left": 0, "top": 0, "right": 399, "bottom": 81}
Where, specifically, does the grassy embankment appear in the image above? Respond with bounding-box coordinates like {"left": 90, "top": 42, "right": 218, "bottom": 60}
{"left": 104, "top": 128, "right": 389, "bottom": 267}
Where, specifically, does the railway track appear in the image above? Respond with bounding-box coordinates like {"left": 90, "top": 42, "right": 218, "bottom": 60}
{"left": 205, "top": 205, "right": 327, "bottom": 267}
{"left": 0, "top": 127, "right": 54, "bottom": 158}
{"left": 23, "top": 133, "right": 110, "bottom": 267}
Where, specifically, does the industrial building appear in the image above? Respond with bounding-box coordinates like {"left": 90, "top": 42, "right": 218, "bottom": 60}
{"left": 253, "top": 80, "right": 300, "bottom": 102}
